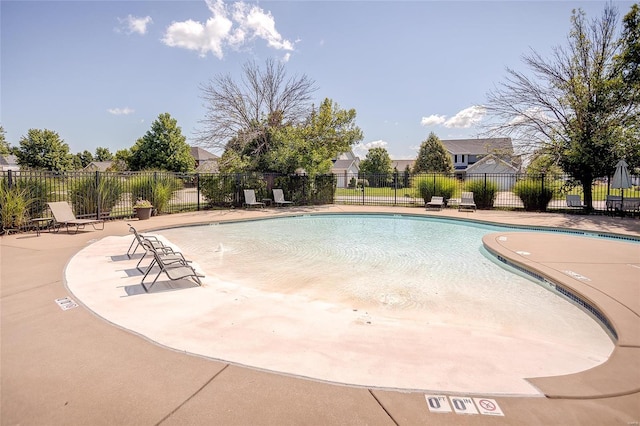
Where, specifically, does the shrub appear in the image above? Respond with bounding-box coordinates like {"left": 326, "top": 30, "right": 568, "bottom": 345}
{"left": 413, "top": 175, "right": 457, "bottom": 204}
{"left": 274, "top": 174, "right": 310, "bottom": 205}
{"left": 68, "top": 174, "right": 124, "bottom": 216}
{"left": 513, "top": 178, "right": 555, "bottom": 211}
{"left": 357, "top": 178, "right": 369, "bottom": 188}
{"left": 311, "top": 174, "right": 336, "bottom": 204}
{"left": 465, "top": 179, "right": 498, "bottom": 209}
{"left": 200, "top": 174, "right": 236, "bottom": 206}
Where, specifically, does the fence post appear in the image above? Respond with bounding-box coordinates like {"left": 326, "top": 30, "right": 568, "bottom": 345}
{"left": 196, "top": 173, "right": 201, "bottom": 211}
{"left": 95, "top": 171, "right": 101, "bottom": 220}
{"left": 484, "top": 173, "right": 487, "bottom": 202}
{"left": 7, "top": 170, "right": 13, "bottom": 188}
{"left": 394, "top": 171, "right": 398, "bottom": 205}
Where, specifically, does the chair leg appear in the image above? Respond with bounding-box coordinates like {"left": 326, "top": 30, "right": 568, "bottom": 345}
{"left": 126, "top": 238, "right": 140, "bottom": 258}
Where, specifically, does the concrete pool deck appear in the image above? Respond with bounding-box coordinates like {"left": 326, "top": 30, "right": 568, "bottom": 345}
{"left": 1, "top": 205, "right": 639, "bottom": 425}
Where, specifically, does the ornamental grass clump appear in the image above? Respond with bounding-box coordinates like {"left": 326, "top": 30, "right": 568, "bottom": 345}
{"left": 413, "top": 175, "right": 457, "bottom": 204}
{"left": 129, "top": 173, "right": 182, "bottom": 214}
{"left": 513, "top": 178, "right": 555, "bottom": 211}
{"left": 464, "top": 179, "right": 498, "bottom": 209}
{"left": 0, "top": 185, "right": 32, "bottom": 230}
{"left": 68, "top": 175, "right": 124, "bottom": 216}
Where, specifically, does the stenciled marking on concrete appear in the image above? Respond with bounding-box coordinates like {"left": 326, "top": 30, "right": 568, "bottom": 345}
{"left": 425, "top": 395, "right": 504, "bottom": 417}
{"left": 474, "top": 398, "right": 505, "bottom": 416}
{"left": 563, "top": 270, "right": 591, "bottom": 281}
{"left": 55, "top": 297, "right": 78, "bottom": 311}
{"left": 424, "top": 395, "right": 451, "bottom": 413}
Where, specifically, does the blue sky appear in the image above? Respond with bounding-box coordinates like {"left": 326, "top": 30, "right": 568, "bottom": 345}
{"left": 2, "top": 0, "right": 632, "bottom": 160}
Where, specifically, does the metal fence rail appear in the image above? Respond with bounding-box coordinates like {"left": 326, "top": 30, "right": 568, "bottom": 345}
{"left": 0, "top": 170, "right": 638, "bottom": 233}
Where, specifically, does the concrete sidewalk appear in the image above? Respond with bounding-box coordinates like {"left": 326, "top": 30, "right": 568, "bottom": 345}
{"left": 1, "top": 205, "right": 639, "bottom": 425}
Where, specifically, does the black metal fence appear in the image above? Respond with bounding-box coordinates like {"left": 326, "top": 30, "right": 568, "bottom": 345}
{"left": 0, "top": 169, "right": 638, "bottom": 232}
{"left": 334, "top": 172, "right": 639, "bottom": 211}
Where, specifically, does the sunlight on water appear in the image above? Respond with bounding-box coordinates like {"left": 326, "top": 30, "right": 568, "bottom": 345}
{"left": 160, "top": 215, "right": 612, "bottom": 342}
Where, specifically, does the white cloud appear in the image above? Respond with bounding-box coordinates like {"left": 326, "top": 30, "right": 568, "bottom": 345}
{"left": 420, "top": 106, "right": 487, "bottom": 129}
{"left": 443, "top": 105, "right": 486, "bottom": 128}
{"left": 420, "top": 114, "right": 446, "bottom": 126}
{"left": 352, "top": 140, "right": 388, "bottom": 158}
{"left": 162, "top": 0, "right": 294, "bottom": 59}
{"left": 117, "top": 15, "right": 153, "bottom": 35}
{"left": 108, "top": 107, "right": 135, "bottom": 115}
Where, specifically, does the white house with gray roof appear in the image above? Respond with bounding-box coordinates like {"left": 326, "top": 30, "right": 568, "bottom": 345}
{"left": 331, "top": 151, "right": 360, "bottom": 188}
{"left": 441, "top": 138, "right": 514, "bottom": 173}
{"left": 0, "top": 155, "right": 20, "bottom": 172}
{"left": 465, "top": 154, "right": 518, "bottom": 190}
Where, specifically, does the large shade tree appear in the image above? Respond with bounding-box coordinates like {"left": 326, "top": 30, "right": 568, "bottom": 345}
{"left": 198, "top": 58, "right": 317, "bottom": 157}
{"left": 614, "top": 4, "right": 640, "bottom": 173}
{"left": 263, "top": 98, "right": 363, "bottom": 176}
{"left": 485, "top": 4, "right": 640, "bottom": 210}
{"left": 129, "top": 113, "right": 194, "bottom": 172}
{"left": 16, "top": 128, "right": 73, "bottom": 171}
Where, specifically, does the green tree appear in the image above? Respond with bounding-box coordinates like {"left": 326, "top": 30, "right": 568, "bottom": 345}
{"left": 0, "top": 126, "right": 9, "bottom": 156}
{"left": 95, "top": 146, "right": 114, "bottom": 161}
{"left": 78, "top": 150, "right": 94, "bottom": 168}
{"left": 16, "top": 129, "right": 73, "bottom": 171}
{"left": 614, "top": 4, "right": 640, "bottom": 172}
{"left": 113, "top": 149, "right": 132, "bottom": 171}
{"left": 220, "top": 98, "right": 362, "bottom": 176}
{"left": 486, "top": 4, "right": 639, "bottom": 210}
{"left": 526, "top": 151, "right": 563, "bottom": 176}
{"left": 129, "top": 113, "right": 194, "bottom": 172}
{"left": 359, "top": 147, "right": 392, "bottom": 187}
{"left": 264, "top": 98, "right": 363, "bottom": 175}
{"left": 70, "top": 154, "right": 83, "bottom": 170}
{"left": 413, "top": 132, "right": 453, "bottom": 174}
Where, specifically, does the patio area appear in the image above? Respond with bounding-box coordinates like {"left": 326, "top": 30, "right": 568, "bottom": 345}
{"left": 1, "top": 205, "right": 639, "bottom": 425}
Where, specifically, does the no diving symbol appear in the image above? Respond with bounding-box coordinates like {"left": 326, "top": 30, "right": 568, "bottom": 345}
{"left": 473, "top": 398, "right": 505, "bottom": 416}
{"left": 479, "top": 399, "right": 496, "bottom": 411}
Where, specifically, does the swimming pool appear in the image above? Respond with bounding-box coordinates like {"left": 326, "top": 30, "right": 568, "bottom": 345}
{"left": 66, "top": 213, "right": 618, "bottom": 395}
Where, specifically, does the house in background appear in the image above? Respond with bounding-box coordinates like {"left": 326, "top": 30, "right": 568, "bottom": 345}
{"left": 465, "top": 154, "right": 518, "bottom": 190}
{"left": 441, "top": 138, "right": 515, "bottom": 174}
{"left": 190, "top": 146, "right": 219, "bottom": 171}
{"left": 83, "top": 161, "right": 114, "bottom": 172}
{"left": 0, "top": 154, "right": 20, "bottom": 172}
{"left": 331, "top": 151, "right": 360, "bottom": 188}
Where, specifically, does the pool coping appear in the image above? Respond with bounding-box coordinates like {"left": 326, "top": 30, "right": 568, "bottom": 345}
{"left": 482, "top": 232, "right": 640, "bottom": 399}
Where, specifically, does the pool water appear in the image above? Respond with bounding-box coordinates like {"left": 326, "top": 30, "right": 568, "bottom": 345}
{"left": 160, "top": 214, "right": 613, "bottom": 336}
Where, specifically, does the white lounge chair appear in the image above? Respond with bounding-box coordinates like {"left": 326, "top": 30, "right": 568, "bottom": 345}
{"left": 273, "top": 189, "right": 293, "bottom": 207}
{"left": 47, "top": 201, "right": 104, "bottom": 234}
{"left": 425, "top": 196, "right": 444, "bottom": 211}
{"left": 243, "top": 190, "right": 265, "bottom": 208}
{"left": 566, "top": 195, "right": 585, "bottom": 209}
{"left": 458, "top": 192, "right": 476, "bottom": 212}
